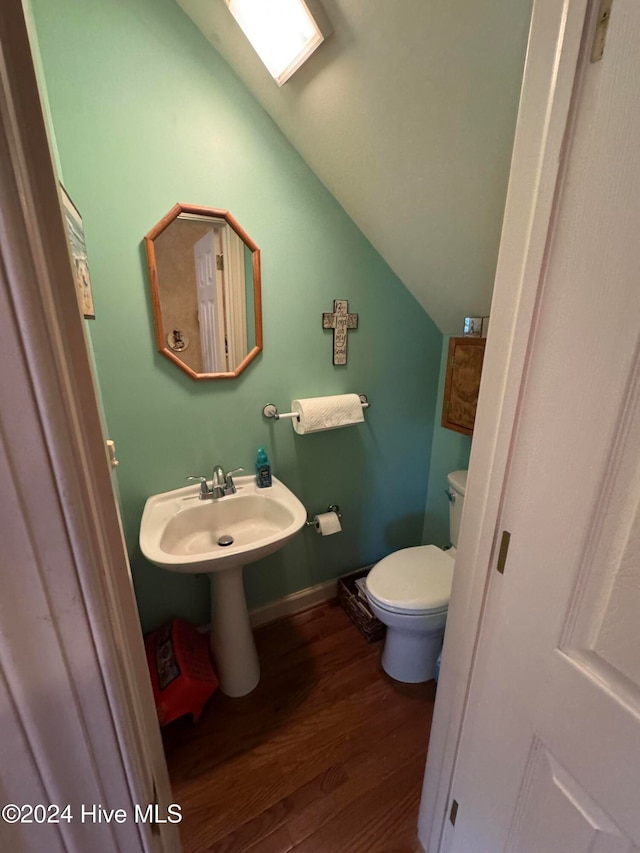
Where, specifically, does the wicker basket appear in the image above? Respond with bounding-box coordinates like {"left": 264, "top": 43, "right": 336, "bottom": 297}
{"left": 337, "top": 567, "right": 385, "bottom": 643}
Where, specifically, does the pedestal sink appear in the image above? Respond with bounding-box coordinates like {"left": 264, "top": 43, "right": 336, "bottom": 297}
{"left": 140, "top": 476, "right": 307, "bottom": 697}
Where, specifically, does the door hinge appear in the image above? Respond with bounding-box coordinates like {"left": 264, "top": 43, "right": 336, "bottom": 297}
{"left": 449, "top": 798, "right": 459, "bottom": 825}
{"left": 105, "top": 439, "right": 119, "bottom": 468}
{"left": 496, "top": 530, "right": 511, "bottom": 575}
{"left": 216, "top": 253, "right": 224, "bottom": 270}
{"left": 591, "top": 0, "right": 613, "bottom": 63}
{"left": 450, "top": 358, "right": 456, "bottom": 368}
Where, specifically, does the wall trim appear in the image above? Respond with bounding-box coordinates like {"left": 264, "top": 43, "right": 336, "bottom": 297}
{"left": 249, "top": 579, "right": 338, "bottom": 627}
{"left": 198, "top": 578, "right": 339, "bottom": 636}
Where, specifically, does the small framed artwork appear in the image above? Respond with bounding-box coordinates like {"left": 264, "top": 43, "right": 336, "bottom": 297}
{"left": 463, "top": 316, "right": 482, "bottom": 337}
{"left": 60, "top": 184, "right": 95, "bottom": 319}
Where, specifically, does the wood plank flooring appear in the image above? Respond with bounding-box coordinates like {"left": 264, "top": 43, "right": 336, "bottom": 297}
{"left": 162, "top": 600, "right": 436, "bottom": 853}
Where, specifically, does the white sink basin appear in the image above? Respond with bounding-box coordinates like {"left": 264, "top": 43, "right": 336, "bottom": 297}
{"left": 139, "top": 475, "right": 307, "bottom": 698}
{"left": 140, "top": 475, "right": 307, "bottom": 573}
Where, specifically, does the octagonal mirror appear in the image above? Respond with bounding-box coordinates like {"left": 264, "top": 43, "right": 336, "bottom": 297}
{"left": 144, "top": 204, "right": 262, "bottom": 379}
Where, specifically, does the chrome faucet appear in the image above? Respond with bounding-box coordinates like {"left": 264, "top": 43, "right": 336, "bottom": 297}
{"left": 187, "top": 466, "right": 244, "bottom": 500}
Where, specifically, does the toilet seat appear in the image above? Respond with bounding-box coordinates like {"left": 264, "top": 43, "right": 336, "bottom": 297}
{"left": 366, "top": 545, "right": 454, "bottom": 616}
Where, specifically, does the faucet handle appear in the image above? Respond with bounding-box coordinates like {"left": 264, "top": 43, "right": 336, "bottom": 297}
{"left": 224, "top": 467, "right": 245, "bottom": 495}
{"left": 187, "top": 475, "right": 210, "bottom": 499}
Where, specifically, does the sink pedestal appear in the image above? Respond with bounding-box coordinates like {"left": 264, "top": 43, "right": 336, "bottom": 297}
{"left": 208, "top": 566, "right": 259, "bottom": 697}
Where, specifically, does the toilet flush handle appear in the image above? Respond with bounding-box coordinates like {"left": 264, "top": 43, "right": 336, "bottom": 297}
{"left": 445, "top": 488, "right": 456, "bottom": 503}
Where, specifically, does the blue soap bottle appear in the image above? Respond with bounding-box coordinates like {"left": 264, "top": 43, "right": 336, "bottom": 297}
{"left": 255, "top": 446, "right": 272, "bottom": 488}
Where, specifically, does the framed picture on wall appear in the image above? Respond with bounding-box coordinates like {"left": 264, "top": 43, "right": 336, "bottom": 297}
{"left": 463, "top": 316, "right": 482, "bottom": 337}
{"left": 60, "top": 184, "right": 95, "bottom": 319}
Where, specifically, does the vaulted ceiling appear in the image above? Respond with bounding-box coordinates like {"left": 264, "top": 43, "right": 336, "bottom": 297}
{"left": 176, "top": 0, "right": 532, "bottom": 333}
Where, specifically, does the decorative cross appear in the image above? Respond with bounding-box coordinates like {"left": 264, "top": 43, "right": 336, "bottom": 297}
{"left": 322, "top": 300, "right": 359, "bottom": 365}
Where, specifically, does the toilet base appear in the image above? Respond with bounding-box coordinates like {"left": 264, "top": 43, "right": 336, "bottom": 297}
{"left": 381, "top": 625, "right": 444, "bottom": 683}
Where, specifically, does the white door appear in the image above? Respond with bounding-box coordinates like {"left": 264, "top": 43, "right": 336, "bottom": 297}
{"left": 194, "top": 229, "right": 227, "bottom": 372}
{"left": 447, "top": 2, "right": 640, "bottom": 851}
{"left": 220, "top": 225, "right": 248, "bottom": 370}
{"left": 1, "top": 2, "right": 178, "bottom": 849}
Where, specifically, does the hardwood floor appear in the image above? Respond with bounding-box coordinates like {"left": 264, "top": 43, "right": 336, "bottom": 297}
{"left": 162, "top": 600, "right": 436, "bottom": 853}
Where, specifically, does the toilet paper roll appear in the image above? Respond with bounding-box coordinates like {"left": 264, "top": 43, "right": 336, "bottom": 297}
{"left": 292, "top": 394, "right": 365, "bottom": 435}
{"left": 314, "top": 511, "right": 342, "bottom": 536}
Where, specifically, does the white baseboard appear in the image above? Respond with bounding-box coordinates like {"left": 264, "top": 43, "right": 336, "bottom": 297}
{"left": 198, "top": 578, "right": 337, "bottom": 635}
{"left": 249, "top": 578, "right": 338, "bottom": 628}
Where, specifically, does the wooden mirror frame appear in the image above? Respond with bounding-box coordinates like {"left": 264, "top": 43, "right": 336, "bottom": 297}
{"left": 144, "top": 203, "right": 263, "bottom": 380}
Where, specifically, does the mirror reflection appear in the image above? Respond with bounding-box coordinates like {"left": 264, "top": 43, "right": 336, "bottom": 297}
{"left": 144, "top": 205, "right": 262, "bottom": 379}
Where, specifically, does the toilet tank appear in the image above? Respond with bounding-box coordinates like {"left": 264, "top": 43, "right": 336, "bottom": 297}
{"left": 447, "top": 470, "right": 468, "bottom": 548}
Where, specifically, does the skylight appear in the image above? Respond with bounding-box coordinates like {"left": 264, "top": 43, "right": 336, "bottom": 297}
{"left": 225, "top": 0, "right": 324, "bottom": 86}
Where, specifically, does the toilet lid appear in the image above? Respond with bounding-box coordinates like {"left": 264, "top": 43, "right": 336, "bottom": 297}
{"left": 366, "top": 545, "right": 454, "bottom": 614}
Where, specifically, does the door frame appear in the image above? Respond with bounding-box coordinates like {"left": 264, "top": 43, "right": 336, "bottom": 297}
{"left": 418, "top": 0, "right": 594, "bottom": 850}
{"left": 0, "top": 2, "right": 178, "bottom": 850}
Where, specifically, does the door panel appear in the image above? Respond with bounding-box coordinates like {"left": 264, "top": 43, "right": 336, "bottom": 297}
{"left": 507, "top": 741, "right": 634, "bottom": 853}
{"left": 565, "top": 416, "right": 640, "bottom": 687}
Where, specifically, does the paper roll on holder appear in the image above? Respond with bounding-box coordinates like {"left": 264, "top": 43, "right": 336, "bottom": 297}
{"left": 306, "top": 505, "right": 341, "bottom": 527}
{"left": 262, "top": 395, "right": 369, "bottom": 421}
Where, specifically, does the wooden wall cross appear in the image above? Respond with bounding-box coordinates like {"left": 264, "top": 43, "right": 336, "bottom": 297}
{"left": 322, "top": 300, "right": 359, "bottom": 365}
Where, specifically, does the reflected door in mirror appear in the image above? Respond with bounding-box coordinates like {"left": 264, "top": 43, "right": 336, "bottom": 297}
{"left": 144, "top": 204, "right": 262, "bottom": 380}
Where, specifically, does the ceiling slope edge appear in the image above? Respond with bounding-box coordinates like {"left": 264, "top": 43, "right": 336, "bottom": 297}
{"left": 176, "top": 0, "right": 532, "bottom": 335}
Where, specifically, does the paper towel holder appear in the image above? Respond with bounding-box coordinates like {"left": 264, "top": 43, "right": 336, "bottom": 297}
{"left": 306, "top": 504, "right": 341, "bottom": 527}
{"left": 262, "top": 394, "right": 369, "bottom": 421}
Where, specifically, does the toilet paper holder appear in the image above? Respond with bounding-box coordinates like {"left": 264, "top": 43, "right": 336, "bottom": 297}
{"left": 306, "top": 504, "right": 341, "bottom": 526}
{"left": 262, "top": 395, "right": 369, "bottom": 421}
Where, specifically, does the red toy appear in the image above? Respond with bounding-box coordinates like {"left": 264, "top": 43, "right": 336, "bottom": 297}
{"left": 145, "top": 618, "right": 218, "bottom": 726}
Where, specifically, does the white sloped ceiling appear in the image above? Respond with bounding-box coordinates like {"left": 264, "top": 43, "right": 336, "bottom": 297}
{"left": 176, "top": 0, "right": 532, "bottom": 333}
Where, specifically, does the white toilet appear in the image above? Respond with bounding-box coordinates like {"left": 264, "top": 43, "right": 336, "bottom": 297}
{"left": 365, "top": 470, "right": 467, "bottom": 683}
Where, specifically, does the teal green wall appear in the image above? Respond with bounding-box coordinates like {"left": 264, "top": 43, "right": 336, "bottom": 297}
{"left": 422, "top": 337, "right": 472, "bottom": 547}
{"left": 31, "top": 0, "right": 444, "bottom": 632}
